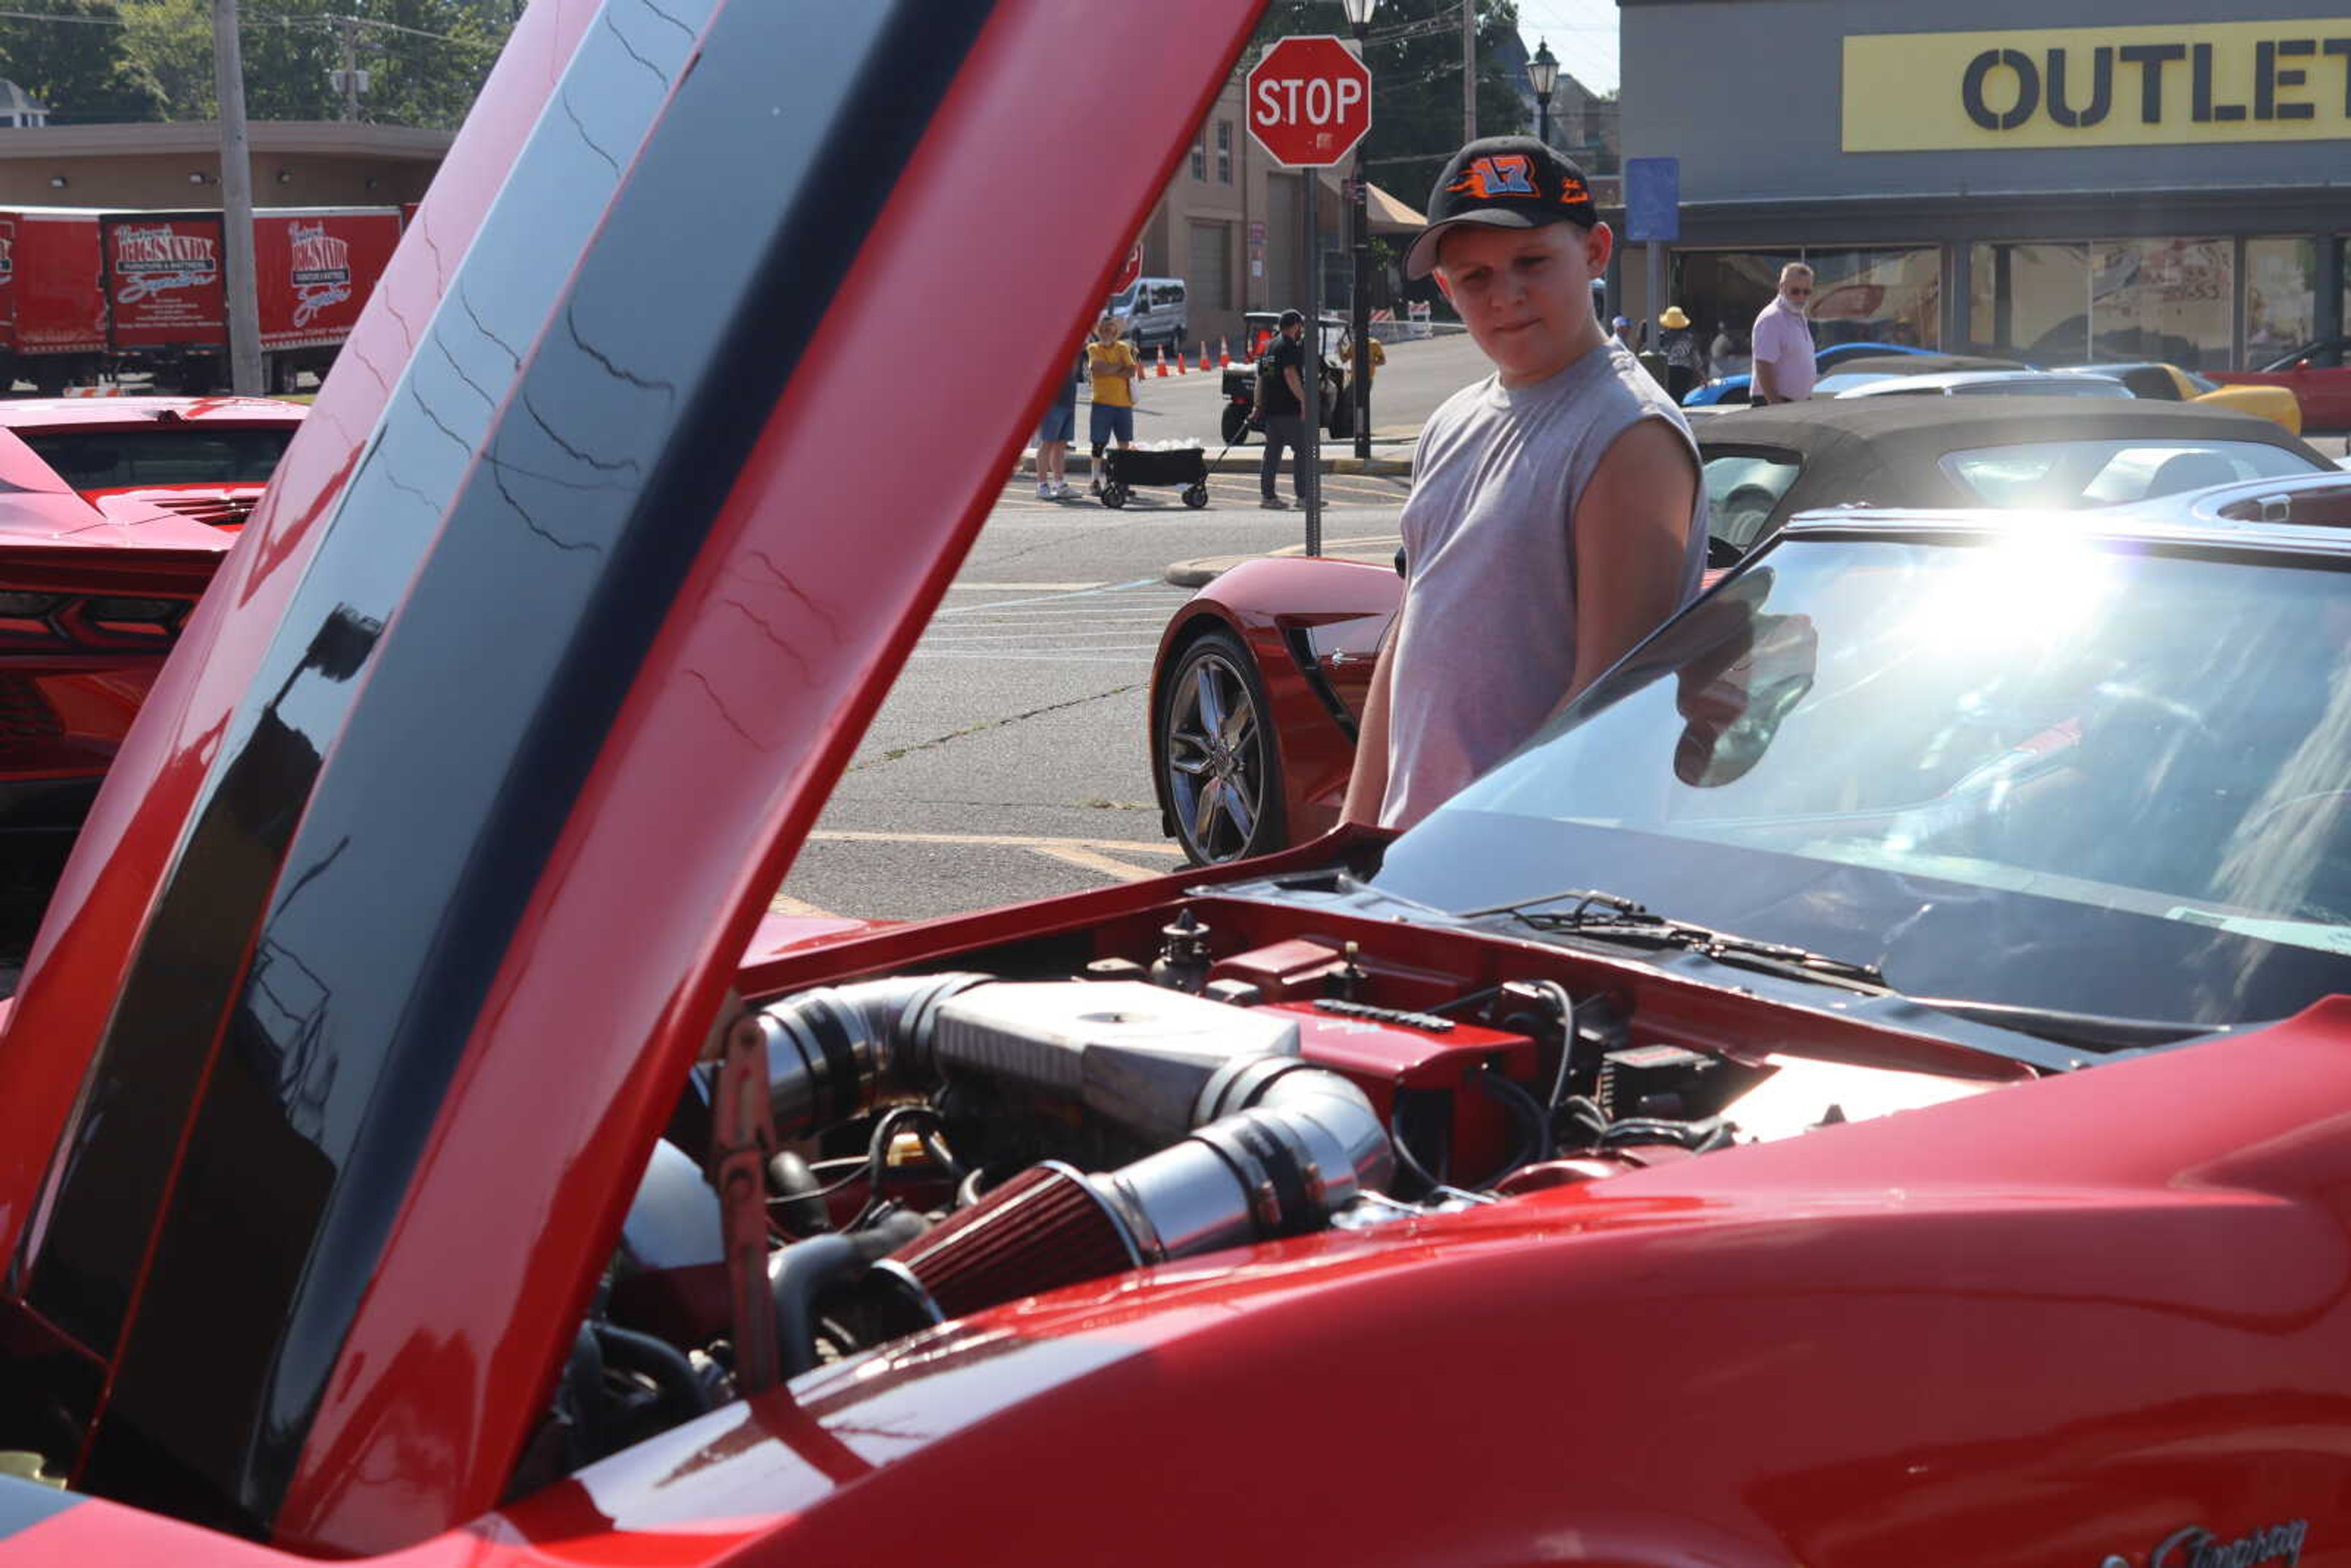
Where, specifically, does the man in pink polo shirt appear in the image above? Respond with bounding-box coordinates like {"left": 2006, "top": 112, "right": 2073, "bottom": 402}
{"left": 1749, "top": 263, "right": 1816, "bottom": 405}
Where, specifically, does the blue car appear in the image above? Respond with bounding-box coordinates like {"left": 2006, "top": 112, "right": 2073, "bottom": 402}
{"left": 1683, "top": 340, "right": 1937, "bottom": 407}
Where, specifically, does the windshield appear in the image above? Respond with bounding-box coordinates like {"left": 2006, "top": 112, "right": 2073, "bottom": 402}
{"left": 1941, "top": 438, "right": 2318, "bottom": 509}
{"left": 23, "top": 426, "right": 296, "bottom": 491}
{"left": 1375, "top": 531, "right": 2351, "bottom": 1027}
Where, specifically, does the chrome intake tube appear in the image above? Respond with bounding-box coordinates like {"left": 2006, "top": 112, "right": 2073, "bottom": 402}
{"left": 754, "top": 973, "right": 992, "bottom": 1139}
{"left": 1103, "top": 1059, "right": 1393, "bottom": 1258}
{"left": 885, "top": 1056, "right": 1393, "bottom": 1316}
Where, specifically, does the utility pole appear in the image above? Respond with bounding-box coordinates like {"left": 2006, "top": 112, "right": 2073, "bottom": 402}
{"left": 1461, "top": 0, "right": 1476, "bottom": 144}
{"left": 212, "top": 0, "right": 263, "bottom": 396}
{"left": 337, "top": 18, "right": 361, "bottom": 122}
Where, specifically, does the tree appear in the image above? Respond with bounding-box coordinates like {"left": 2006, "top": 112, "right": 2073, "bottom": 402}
{"left": 0, "top": 0, "right": 165, "bottom": 122}
{"left": 1247, "top": 0, "right": 1524, "bottom": 210}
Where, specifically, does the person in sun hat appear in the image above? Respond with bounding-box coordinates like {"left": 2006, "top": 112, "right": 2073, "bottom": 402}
{"left": 1658, "top": 304, "right": 1701, "bottom": 402}
{"left": 1341, "top": 135, "right": 1709, "bottom": 833}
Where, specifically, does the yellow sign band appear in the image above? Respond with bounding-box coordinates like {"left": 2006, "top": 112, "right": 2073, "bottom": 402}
{"left": 1843, "top": 20, "right": 2351, "bottom": 150}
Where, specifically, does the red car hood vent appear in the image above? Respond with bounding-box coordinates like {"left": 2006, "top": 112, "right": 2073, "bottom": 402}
{"left": 132, "top": 492, "right": 257, "bottom": 530}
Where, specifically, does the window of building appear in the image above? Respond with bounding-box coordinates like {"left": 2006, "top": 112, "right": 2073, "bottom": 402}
{"left": 1190, "top": 133, "right": 1205, "bottom": 181}
{"left": 1970, "top": 239, "right": 2234, "bottom": 371}
{"left": 1216, "top": 121, "right": 1232, "bottom": 184}
{"left": 1802, "top": 247, "right": 1940, "bottom": 350}
{"left": 2245, "top": 237, "right": 2318, "bottom": 367}
{"left": 1188, "top": 221, "right": 1229, "bottom": 312}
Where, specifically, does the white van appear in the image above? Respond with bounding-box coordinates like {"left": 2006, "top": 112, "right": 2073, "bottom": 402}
{"left": 1106, "top": 276, "right": 1188, "bottom": 353}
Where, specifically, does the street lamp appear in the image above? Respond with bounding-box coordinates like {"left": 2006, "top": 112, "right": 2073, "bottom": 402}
{"left": 1529, "top": 38, "right": 1559, "bottom": 147}
{"left": 1342, "top": 0, "right": 1378, "bottom": 459}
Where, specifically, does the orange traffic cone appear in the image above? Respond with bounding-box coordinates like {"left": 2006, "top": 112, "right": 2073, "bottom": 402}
{"left": 1153, "top": 345, "right": 1168, "bottom": 377}
{"left": 1198, "top": 343, "right": 1212, "bottom": 373}
{"left": 1218, "top": 337, "right": 1232, "bottom": 368}
{"left": 1174, "top": 344, "right": 1187, "bottom": 374}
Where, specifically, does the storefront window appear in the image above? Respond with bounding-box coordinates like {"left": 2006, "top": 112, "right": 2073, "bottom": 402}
{"left": 2091, "top": 238, "right": 2231, "bottom": 372}
{"left": 1804, "top": 247, "right": 1940, "bottom": 349}
{"left": 2245, "top": 237, "right": 2317, "bottom": 368}
{"left": 1674, "top": 250, "right": 1801, "bottom": 369}
{"left": 1997, "top": 243, "right": 2090, "bottom": 364}
{"left": 1969, "top": 239, "right": 2233, "bottom": 371}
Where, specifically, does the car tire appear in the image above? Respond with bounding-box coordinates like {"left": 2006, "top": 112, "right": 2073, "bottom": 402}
{"left": 1220, "top": 403, "right": 1252, "bottom": 446}
{"left": 1158, "top": 627, "right": 1285, "bottom": 865}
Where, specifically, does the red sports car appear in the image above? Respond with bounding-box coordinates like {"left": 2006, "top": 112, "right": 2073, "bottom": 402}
{"left": 1152, "top": 396, "right": 2333, "bottom": 863}
{"left": 0, "top": 397, "right": 299, "bottom": 926}
{"left": 2211, "top": 337, "right": 2351, "bottom": 431}
{"left": 0, "top": 396, "right": 303, "bottom": 533}
{"left": 1, "top": 7, "right": 2348, "bottom": 1568}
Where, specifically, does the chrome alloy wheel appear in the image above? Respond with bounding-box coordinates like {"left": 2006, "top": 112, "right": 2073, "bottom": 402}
{"left": 1164, "top": 639, "right": 1273, "bottom": 864}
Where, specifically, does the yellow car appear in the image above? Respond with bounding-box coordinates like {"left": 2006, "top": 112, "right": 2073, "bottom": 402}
{"left": 2068, "top": 362, "right": 2303, "bottom": 435}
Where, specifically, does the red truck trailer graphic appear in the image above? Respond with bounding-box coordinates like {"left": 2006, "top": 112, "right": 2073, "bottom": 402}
{"left": 0, "top": 204, "right": 403, "bottom": 393}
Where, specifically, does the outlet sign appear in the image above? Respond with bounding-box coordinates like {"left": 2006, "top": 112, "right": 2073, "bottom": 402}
{"left": 1843, "top": 19, "right": 2351, "bottom": 151}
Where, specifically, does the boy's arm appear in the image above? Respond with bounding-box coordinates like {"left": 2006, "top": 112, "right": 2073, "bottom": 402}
{"left": 1340, "top": 633, "right": 1397, "bottom": 826}
{"left": 1557, "top": 419, "right": 1697, "bottom": 711}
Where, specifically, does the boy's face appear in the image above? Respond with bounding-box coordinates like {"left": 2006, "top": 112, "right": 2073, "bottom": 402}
{"left": 1435, "top": 219, "right": 1613, "bottom": 386}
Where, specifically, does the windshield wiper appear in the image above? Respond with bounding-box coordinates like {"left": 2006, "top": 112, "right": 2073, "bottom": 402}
{"left": 1459, "top": 888, "right": 1889, "bottom": 991}
{"left": 1891, "top": 996, "right": 2217, "bottom": 1052}
{"left": 1458, "top": 887, "right": 2212, "bottom": 1065}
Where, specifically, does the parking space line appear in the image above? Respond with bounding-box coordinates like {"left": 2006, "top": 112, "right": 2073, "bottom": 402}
{"left": 1026, "top": 844, "right": 1171, "bottom": 882}
{"left": 811, "top": 828, "right": 1182, "bottom": 855}
{"left": 943, "top": 581, "right": 1107, "bottom": 591}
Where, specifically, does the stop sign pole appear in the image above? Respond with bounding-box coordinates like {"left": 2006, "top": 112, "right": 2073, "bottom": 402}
{"left": 1248, "top": 37, "right": 1370, "bottom": 558}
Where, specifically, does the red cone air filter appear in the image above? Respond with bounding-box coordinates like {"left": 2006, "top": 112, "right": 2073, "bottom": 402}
{"left": 888, "top": 1162, "right": 1140, "bottom": 1319}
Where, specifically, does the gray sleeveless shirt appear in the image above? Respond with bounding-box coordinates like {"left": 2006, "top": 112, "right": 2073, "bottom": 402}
{"left": 1379, "top": 338, "right": 1709, "bottom": 830}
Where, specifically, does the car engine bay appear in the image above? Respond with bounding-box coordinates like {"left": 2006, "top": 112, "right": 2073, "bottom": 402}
{"left": 523, "top": 898, "right": 2007, "bottom": 1484}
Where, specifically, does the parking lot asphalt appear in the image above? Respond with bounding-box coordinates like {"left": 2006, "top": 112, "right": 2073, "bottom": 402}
{"left": 772, "top": 485, "right": 1414, "bottom": 926}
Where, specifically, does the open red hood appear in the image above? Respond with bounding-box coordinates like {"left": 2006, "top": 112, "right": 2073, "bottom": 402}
{"left": 0, "top": 0, "right": 1258, "bottom": 1555}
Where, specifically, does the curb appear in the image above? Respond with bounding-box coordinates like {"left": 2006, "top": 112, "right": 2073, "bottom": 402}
{"left": 1164, "top": 546, "right": 1399, "bottom": 590}
{"left": 1024, "top": 449, "right": 1412, "bottom": 479}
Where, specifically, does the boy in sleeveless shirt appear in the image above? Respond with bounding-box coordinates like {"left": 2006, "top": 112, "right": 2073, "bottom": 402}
{"left": 1343, "top": 138, "right": 1711, "bottom": 832}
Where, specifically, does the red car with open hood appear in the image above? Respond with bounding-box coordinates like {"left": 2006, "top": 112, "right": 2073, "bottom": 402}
{"left": 0, "top": 6, "right": 2345, "bottom": 1568}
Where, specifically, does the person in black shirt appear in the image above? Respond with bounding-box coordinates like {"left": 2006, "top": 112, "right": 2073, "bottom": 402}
{"left": 1256, "top": 309, "right": 1309, "bottom": 510}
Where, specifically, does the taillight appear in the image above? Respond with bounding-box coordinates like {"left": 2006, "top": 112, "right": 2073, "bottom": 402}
{"left": 0, "top": 595, "right": 193, "bottom": 650}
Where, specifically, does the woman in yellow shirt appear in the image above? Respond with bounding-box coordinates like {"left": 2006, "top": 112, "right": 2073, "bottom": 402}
{"left": 1085, "top": 315, "right": 1139, "bottom": 495}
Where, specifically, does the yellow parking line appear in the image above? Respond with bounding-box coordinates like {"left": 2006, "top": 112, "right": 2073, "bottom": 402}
{"left": 809, "top": 828, "right": 1183, "bottom": 855}
{"left": 767, "top": 891, "right": 836, "bottom": 918}
{"left": 1027, "top": 844, "right": 1172, "bottom": 882}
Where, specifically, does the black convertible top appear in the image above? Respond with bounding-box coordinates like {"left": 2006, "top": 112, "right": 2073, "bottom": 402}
{"left": 1701, "top": 396, "right": 2322, "bottom": 502}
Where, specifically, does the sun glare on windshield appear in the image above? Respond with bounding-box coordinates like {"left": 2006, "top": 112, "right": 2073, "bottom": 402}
{"left": 1906, "top": 527, "right": 2120, "bottom": 655}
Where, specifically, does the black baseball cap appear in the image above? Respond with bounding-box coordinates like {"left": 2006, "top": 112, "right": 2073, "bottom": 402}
{"left": 1406, "top": 136, "right": 1599, "bottom": 280}
{"left": 1277, "top": 308, "right": 1304, "bottom": 328}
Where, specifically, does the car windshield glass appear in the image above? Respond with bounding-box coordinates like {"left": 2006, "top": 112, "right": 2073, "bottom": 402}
{"left": 23, "top": 426, "right": 295, "bottom": 490}
{"left": 1373, "top": 533, "right": 2351, "bottom": 1028}
{"left": 1941, "top": 439, "right": 2318, "bottom": 508}
{"left": 1703, "top": 450, "right": 1802, "bottom": 549}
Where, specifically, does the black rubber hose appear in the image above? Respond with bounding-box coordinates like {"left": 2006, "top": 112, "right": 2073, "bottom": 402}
{"left": 591, "top": 1321, "right": 711, "bottom": 1427}
{"left": 770, "top": 1233, "right": 868, "bottom": 1379}
{"left": 767, "top": 1150, "right": 831, "bottom": 1237}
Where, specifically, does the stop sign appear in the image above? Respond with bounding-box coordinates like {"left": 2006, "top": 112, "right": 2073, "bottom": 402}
{"left": 1247, "top": 36, "right": 1371, "bottom": 168}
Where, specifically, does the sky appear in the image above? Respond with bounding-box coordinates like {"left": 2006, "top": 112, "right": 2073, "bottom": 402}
{"left": 1511, "top": 0, "right": 1619, "bottom": 96}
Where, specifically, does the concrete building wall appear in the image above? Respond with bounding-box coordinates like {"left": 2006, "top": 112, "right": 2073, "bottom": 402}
{"left": 0, "top": 122, "right": 448, "bottom": 210}
{"left": 1622, "top": 0, "right": 2351, "bottom": 204}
